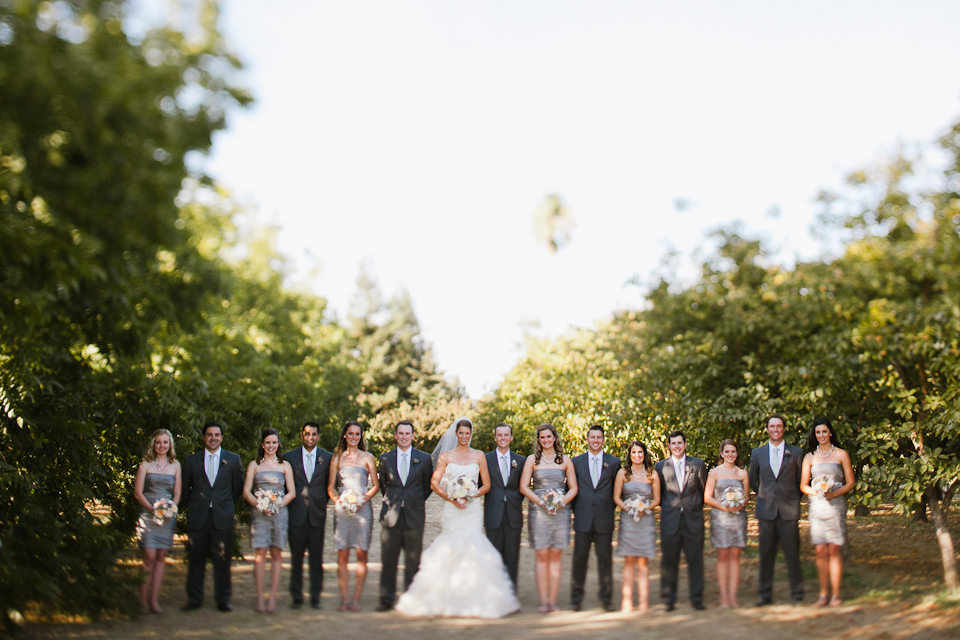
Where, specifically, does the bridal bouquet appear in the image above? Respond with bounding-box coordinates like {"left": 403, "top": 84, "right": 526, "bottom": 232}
{"left": 719, "top": 486, "right": 746, "bottom": 509}
{"left": 541, "top": 488, "right": 565, "bottom": 515}
{"left": 339, "top": 488, "right": 364, "bottom": 514}
{"left": 152, "top": 498, "right": 178, "bottom": 526}
{"left": 255, "top": 489, "right": 283, "bottom": 516}
{"left": 448, "top": 476, "right": 479, "bottom": 505}
{"left": 623, "top": 495, "right": 650, "bottom": 522}
{"left": 811, "top": 474, "right": 837, "bottom": 498}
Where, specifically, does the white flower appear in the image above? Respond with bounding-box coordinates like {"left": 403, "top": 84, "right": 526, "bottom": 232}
{"left": 719, "top": 486, "right": 746, "bottom": 509}
{"left": 254, "top": 489, "right": 282, "bottom": 516}
{"left": 623, "top": 494, "right": 650, "bottom": 522}
{"left": 448, "top": 475, "right": 479, "bottom": 505}
{"left": 541, "top": 488, "right": 565, "bottom": 515}
{"left": 339, "top": 488, "right": 364, "bottom": 514}
{"left": 812, "top": 474, "right": 835, "bottom": 498}
{"left": 152, "top": 498, "right": 177, "bottom": 526}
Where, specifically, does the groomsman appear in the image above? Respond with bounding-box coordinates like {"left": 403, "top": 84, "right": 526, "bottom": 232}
{"left": 570, "top": 425, "right": 620, "bottom": 611}
{"left": 377, "top": 420, "right": 434, "bottom": 611}
{"left": 483, "top": 422, "right": 526, "bottom": 589}
{"left": 284, "top": 421, "right": 334, "bottom": 609}
{"left": 749, "top": 415, "right": 805, "bottom": 605}
{"left": 180, "top": 422, "right": 244, "bottom": 612}
{"left": 654, "top": 430, "right": 708, "bottom": 611}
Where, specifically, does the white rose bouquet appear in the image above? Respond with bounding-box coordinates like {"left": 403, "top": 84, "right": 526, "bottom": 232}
{"left": 152, "top": 498, "right": 178, "bottom": 526}
{"left": 623, "top": 494, "right": 650, "bottom": 522}
{"left": 255, "top": 489, "right": 283, "bottom": 516}
{"left": 812, "top": 474, "right": 837, "bottom": 498}
{"left": 541, "top": 488, "right": 565, "bottom": 515}
{"left": 719, "top": 486, "right": 746, "bottom": 509}
{"left": 448, "top": 476, "right": 479, "bottom": 506}
{"left": 339, "top": 488, "right": 364, "bottom": 514}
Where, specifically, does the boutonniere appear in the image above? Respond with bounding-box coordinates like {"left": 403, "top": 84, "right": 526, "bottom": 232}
{"left": 783, "top": 450, "right": 791, "bottom": 458}
{"left": 220, "top": 459, "right": 227, "bottom": 467}
{"left": 412, "top": 457, "right": 421, "bottom": 465}
{"left": 511, "top": 460, "right": 518, "bottom": 469}
{"left": 603, "top": 462, "right": 610, "bottom": 470}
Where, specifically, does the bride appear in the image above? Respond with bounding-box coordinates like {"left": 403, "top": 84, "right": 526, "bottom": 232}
{"left": 395, "top": 417, "right": 521, "bottom": 618}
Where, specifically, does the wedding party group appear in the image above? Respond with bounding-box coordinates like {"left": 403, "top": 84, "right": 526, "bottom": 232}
{"left": 132, "top": 414, "right": 855, "bottom": 618}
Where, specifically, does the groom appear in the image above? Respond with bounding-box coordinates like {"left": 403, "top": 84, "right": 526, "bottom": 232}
{"left": 483, "top": 422, "right": 526, "bottom": 589}
{"left": 749, "top": 415, "right": 805, "bottom": 605}
{"left": 570, "top": 425, "right": 620, "bottom": 611}
{"left": 377, "top": 420, "right": 434, "bottom": 611}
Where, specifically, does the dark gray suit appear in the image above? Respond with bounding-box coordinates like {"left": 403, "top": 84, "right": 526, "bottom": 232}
{"left": 749, "top": 442, "right": 805, "bottom": 602}
{"left": 284, "top": 446, "right": 333, "bottom": 605}
{"left": 180, "top": 448, "right": 244, "bottom": 607}
{"left": 571, "top": 451, "right": 620, "bottom": 607}
{"left": 654, "top": 455, "right": 707, "bottom": 606}
{"left": 377, "top": 447, "right": 433, "bottom": 607}
{"left": 483, "top": 449, "right": 526, "bottom": 587}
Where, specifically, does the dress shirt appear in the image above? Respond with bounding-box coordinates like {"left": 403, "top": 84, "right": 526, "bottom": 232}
{"left": 398, "top": 446, "right": 411, "bottom": 485}
{"left": 769, "top": 442, "right": 784, "bottom": 477}
{"left": 205, "top": 447, "right": 221, "bottom": 486}
{"left": 671, "top": 455, "right": 686, "bottom": 489}
{"left": 303, "top": 447, "right": 316, "bottom": 480}
{"left": 589, "top": 452, "right": 603, "bottom": 488}
{"left": 498, "top": 450, "right": 511, "bottom": 485}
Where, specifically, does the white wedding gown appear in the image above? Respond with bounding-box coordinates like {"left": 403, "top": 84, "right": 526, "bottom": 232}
{"left": 395, "top": 462, "right": 521, "bottom": 618}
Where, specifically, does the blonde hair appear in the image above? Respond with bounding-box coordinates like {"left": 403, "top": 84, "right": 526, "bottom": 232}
{"left": 144, "top": 429, "right": 177, "bottom": 463}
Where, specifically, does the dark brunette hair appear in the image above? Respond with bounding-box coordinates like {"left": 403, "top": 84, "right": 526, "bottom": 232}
{"left": 623, "top": 440, "right": 653, "bottom": 472}
{"left": 587, "top": 424, "right": 604, "bottom": 436}
{"left": 717, "top": 439, "right": 740, "bottom": 466}
{"left": 203, "top": 421, "right": 223, "bottom": 437}
{"left": 394, "top": 420, "right": 414, "bottom": 434}
{"left": 455, "top": 419, "right": 473, "bottom": 432}
{"left": 494, "top": 422, "right": 513, "bottom": 434}
{"left": 805, "top": 417, "right": 841, "bottom": 452}
{"left": 334, "top": 420, "right": 366, "bottom": 458}
{"left": 302, "top": 421, "right": 320, "bottom": 435}
{"left": 534, "top": 423, "right": 564, "bottom": 465}
{"left": 256, "top": 428, "right": 284, "bottom": 464}
{"left": 765, "top": 414, "right": 787, "bottom": 429}
{"left": 667, "top": 429, "right": 686, "bottom": 443}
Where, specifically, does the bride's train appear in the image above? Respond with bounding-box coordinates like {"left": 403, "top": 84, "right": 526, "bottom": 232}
{"left": 396, "top": 463, "right": 521, "bottom": 618}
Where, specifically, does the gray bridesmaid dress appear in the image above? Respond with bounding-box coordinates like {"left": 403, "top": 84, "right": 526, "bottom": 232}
{"left": 250, "top": 470, "right": 289, "bottom": 548}
{"left": 809, "top": 462, "right": 847, "bottom": 546}
{"left": 710, "top": 478, "right": 748, "bottom": 548}
{"left": 136, "top": 473, "right": 176, "bottom": 549}
{"left": 617, "top": 481, "right": 656, "bottom": 558}
{"left": 528, "top": 468, "right": 571, "bottom": 550}
{"left": 334, "top": 466, "right": 373, "bottom": 550}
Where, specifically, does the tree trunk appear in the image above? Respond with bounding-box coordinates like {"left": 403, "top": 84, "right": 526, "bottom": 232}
{"left": 925, "top": 484, "right": 959, "bottom": 593}
{"left": 913, "top": 492, "right": 929, "bottom": 522}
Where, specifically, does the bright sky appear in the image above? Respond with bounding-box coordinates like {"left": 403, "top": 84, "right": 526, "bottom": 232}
{"left": 206, "top": 1, "right": 960, "bottom": 398}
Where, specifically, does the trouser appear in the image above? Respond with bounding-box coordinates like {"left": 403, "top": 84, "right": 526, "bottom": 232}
{"left": 485, "top": 523, "right": 522, "bottom": 588}
{"left": 288, "top": 521, "right": 325, "bottom": 603}
{"left": 379, "top": 523, "right": 423, "bottom": 606}
{"left": 571, "top": 529, "right": 614, "bottom": 606}
{"left": 660, "top": 517, "right": 704, "bottom": 605}
{"left": 758, "top": 517, "right": 804, "bottom": 601}
{"left": 185, "top": 516, "right": 233, "bottom": 606}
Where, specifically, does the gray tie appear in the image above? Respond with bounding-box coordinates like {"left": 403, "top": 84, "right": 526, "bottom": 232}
{"left": 500, "top": 454, "right": 509, "bottom": 485}
{"left": 592, "top": 457, "right": 600, "bottom": 488}
{"left": 305, "top": 451, "right": 314, "bottom": 480}
{"left": 399, "top": 452, "right": 408, "bottom": 485}
{"left": 206, "top": 453, "right": 217, "bottom": 486}
{"left": 773, "top": 448, "right": 781, "bottom": 475}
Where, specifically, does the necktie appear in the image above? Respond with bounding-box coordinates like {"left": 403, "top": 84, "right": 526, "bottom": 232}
{"left": 676, "top": 460, "right": 685, "bottom": 487}
{"left": 500, "top": 454, "right": 509, "bottom": 485}
{"left": 206, "top": 452, "right": 217, "bottom": 486}
{"left": 305, "top": 451, "right": 314, "bottom": 480}
{"left": 773, "top": 447, "right": 781, "bottom": 475}
{"left": 399, "top": 452, "right": 408, "bottom": 484}
{"left": 592, "top": 457, "right": 600, "bottom": 487}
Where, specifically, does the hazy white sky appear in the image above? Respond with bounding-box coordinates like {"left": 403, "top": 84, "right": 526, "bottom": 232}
{"left": 205, "top": 1, "right": 960, "bottom": 397}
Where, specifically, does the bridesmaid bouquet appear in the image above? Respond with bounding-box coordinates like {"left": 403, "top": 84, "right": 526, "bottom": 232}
{"left": 812, "top": 474, "right": 835, "bottom": 498}
{"left": 623, "top": 495, "right": 650, "bottom": 522}
{"left": 339, "top": 488, "right": 364, "bottom": 513}
{"left": 448, "top": 476, "right": 479, "bottom": 506}
{"left": 152, "top": 498, "right": 178, "bottom": 526}
{"left": 255, "top": 489, "right": 283, "bottom": 516}
{"left": 719, "top": 486, "right": 746, "bottom": 509}
{"left": 541, "top": 489, "right": 565, "bottom": 515}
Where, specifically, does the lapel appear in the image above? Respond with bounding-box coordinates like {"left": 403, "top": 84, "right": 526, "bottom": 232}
{"left": 291, "top": 447, "right": 308, "bottom": 483}
{"left": 488, "top": 452, "right": 504, "bottom": 489}
{"left": 391, "top": 448, "right": 406, "bottom": 487}
{"left": 664, "top": 458, "right": 680, "bottom": 494}
{"left": 198, "top": 450, "right": 214, "bottom": 489}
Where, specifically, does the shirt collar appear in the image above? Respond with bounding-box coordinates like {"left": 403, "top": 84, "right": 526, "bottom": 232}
{"left": 206, "top": 448, "right": 221, "bottom": 458}
{"left": 769, "top": 441, "right": 783, "bottom": 451}
{"left": 397, "top": 446, "right": 412, "bottom": 456}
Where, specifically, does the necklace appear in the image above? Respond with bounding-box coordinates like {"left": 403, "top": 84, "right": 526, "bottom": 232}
{"left": 155, "top": 460, "right": 168, "bottom": 472}
{"left": 263, "top": 456, "right": 279, "bottom": 466}
{"left": 816, "top": 445, "right": 835, "bottom": 458}
{"left": 631, "top": 467, "right": 647, "bottom": 480}
{"left": 722, "top": 464, "right": 737, "bottom": 475}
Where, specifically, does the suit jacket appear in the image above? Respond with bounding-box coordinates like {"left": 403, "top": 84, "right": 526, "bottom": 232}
{"left": 749, "top": 442, "right": 804, "bottom": 521}
{"left": 654, "top": 455, "right": 707, "bottom": 536}
{"left": 180, "top": 448, "right": 244, "bottom": 531}
{"left": 378, "top": 447, "right": 433, "bottom": 529}
{"left": 571, "top": 451, "right": 621, "bottom": 533}
{"left": 284, "top": 446, "right": 334, "bottom": 528}
{"left": 482, "top": 449, "right": 526, "bottom": 530}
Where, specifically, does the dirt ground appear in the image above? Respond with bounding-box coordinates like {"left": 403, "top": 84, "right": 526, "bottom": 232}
{"left": 29, "top": 498, "right": 960, "bottom": 640}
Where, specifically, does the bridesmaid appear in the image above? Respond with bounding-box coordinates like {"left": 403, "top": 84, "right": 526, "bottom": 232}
{"left": 242, "top": 428, "right": 296, "bottom": 612}
{"left": 133, "top": 429, "right": 182, "bottom": 613}
{"left": 703, "top": 439, "right": 749, "bottom": 608}
{"left": 613, "top": 440, "right": 660, "bottom": 612}
{"left": 327, "top": 421, "right": 379, "bottom": 612}
{"left": 800, "top": 418, "right": 855, "bottom": 606}
{"left": 519, "top": 424, "right": 579, "bottom": 613}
